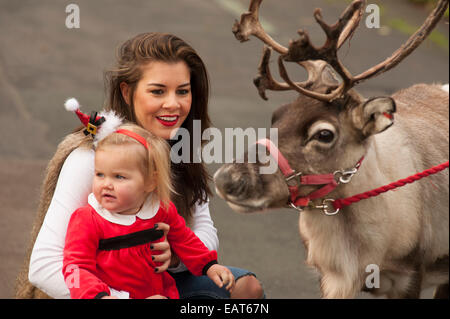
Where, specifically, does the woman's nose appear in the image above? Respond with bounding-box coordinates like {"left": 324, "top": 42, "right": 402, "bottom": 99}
{"left": 162, "top": 92, "right": 181, "bottom": 110}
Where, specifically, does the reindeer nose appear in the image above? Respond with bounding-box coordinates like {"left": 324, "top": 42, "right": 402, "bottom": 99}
{"left": 213, "top": 165, "right": 232, "bottom": 198}
{"left": 214, "top": 165, "right": 250, "bottom": 200}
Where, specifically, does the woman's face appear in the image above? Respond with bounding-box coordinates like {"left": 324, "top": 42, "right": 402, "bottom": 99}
{"left": 121, "top": 61, "right": 192, "bottom": 140}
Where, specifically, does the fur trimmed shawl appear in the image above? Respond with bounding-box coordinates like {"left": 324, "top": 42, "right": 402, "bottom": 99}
{"left": 15, "top": 130, "right": 91, "bottom": 299}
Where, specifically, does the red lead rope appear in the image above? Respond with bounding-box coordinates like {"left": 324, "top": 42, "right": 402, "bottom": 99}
{"left": 332, "top": 161, "right": 449, "bottom": 210}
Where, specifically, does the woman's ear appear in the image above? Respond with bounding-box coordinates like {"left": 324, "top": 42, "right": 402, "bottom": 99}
{"left": 120, "top": 82, "right": 131, "bottom": 106}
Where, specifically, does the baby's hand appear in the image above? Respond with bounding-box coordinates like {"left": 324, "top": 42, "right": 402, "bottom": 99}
{"left": 101, "top": 295, "right": 119, "bottom": 299}
{"left": 206, "top": 264, "right": 235, "bottom": 293}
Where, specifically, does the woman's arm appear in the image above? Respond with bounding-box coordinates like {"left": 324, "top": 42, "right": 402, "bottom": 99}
{"left": 167, "top": 200, "right": 219, "bottom": 273}
{"left": 28, "top": 147, "right": 95, "bottom": 299}
{"left": 165, "top": 203, "right": 218, "bottom": 277}
{"left": 190, "top": 200, "right": 219, "bottom": 252}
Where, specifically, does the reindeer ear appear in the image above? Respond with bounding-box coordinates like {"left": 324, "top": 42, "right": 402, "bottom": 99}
{"left": 352, "top": 97, "right": 396, "bottom": 137}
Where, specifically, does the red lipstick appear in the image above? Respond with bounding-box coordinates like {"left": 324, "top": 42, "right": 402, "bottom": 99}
{"left": 156, "top": 115, "right": 179, "bottom": 127}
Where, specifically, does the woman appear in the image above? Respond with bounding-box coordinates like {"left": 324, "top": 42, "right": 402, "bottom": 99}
{"left": 17, "top": 32, "right": 264, "bottom": 299}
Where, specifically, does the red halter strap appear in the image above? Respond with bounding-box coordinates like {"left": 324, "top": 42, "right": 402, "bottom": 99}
{"left": 257, "top": 138, "right": 448, "bottom": 215}
{"left": 115, "top": 129, "right": 149, "bottom": 149}
{"left": 257, "top": 138, "right": 362, "bottom": 209}
{"left": 332, "top": 161, "right": 449, "bottom": 210}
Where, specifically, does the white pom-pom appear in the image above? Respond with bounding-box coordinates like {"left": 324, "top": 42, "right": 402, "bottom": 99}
{"left": 64, "top": 98, "right": 80, "bottom": 112}
{"left": 94, "top": 110, "right": 124, "bottom": 146}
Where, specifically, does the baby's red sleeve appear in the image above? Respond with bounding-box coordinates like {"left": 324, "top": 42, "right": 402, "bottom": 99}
{"left": 63, "top": 207, "right": 110, "bottom": 299}
{"left": 165, "top": 203, "right": 218, "bottom": 276}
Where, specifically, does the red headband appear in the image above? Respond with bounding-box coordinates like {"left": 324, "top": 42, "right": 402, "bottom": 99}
{"left": 115, "top": 129, "right": 149, "bottom": 149}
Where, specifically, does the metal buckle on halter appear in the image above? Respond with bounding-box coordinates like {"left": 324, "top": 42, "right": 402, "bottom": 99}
{"left": 285, "top": 171, "right": 302, "bottom": 187}
{"left": 313, "top": 199, "right": 340, "bottom": 215}
{"left": 290, "top": 199, "right": 339, "bottom": 215}
{"left": 289, "top": 202, "right": 304, "bottom": 212}
{"left": 333, "top": 167, "right": 358, "bottom": 184}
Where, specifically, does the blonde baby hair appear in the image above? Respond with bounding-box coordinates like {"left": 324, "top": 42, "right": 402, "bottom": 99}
{"left": 96, "top": 123, "right": 174, "bottom": 209}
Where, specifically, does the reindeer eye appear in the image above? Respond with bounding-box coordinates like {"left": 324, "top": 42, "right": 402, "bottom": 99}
{"left": 313, "top": 130, "right": 335, "bottom": 143}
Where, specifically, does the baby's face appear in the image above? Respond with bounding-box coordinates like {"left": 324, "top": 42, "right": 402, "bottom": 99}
{"left": 93, "top": 144, "right": 148, "bottom": 215}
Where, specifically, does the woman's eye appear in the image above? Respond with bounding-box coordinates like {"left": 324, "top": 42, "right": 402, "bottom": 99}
{"left": 150, "top": 89, "right": 164, "bottom": 95}
{"left": 313, "top": 130, "right": 335, "bottom": 143}
{"left": 177, "top": 89, "right": 190, "bottom": 95}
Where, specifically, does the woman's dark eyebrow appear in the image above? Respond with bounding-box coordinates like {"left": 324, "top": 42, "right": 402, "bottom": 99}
{"left": 146, "top": 82, "right": 190, "bottom": 87}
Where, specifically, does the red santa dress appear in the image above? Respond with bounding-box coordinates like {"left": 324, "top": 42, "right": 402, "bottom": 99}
{"left": 63, "top": 193, "right": 218, "bottom": 299}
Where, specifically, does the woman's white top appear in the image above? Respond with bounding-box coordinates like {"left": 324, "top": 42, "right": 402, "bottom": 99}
{"left": 28, "top": 147, "right": 219, "bottom": 299}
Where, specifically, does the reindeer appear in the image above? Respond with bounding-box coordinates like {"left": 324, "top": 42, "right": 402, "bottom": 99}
{"left": 214, "top": 0, "right": 449, "bottom": 298}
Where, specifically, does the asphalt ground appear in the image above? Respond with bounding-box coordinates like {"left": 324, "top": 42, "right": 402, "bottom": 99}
{"left": 0, "top": 0, "right": 448, "bottom": 299}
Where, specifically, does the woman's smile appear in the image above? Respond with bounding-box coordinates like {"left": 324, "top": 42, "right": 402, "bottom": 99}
{"left": 156, "top": 115, "right": 180, "bottom": 127}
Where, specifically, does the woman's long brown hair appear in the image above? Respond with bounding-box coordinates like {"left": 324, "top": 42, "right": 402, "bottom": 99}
{"left": 104, "top": 32, "right": 212, "bottom": 224}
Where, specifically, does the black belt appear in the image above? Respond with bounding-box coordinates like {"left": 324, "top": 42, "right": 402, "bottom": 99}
{"left": 98, "top": 226, "right": 164, "bottom": 251}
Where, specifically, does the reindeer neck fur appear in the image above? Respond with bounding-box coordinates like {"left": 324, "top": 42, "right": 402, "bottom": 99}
{"left": 297, "top": 84, "right": 449, "bottom": 298}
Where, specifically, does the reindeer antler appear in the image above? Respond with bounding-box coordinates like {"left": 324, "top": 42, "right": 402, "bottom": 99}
{"left": 233, "top": 0, "right": 354, "bottom": 100}
{"left": 253, "top": 47, "right": 290, "bottom": 100}
{"left": 352, "top": 0, "right": 449, "bottom": 84}
{"left": 233, "top": 0, "right": 449, "bottom": 102}
{"left": 232, "top": 0, "right": 288, "bottom": 54}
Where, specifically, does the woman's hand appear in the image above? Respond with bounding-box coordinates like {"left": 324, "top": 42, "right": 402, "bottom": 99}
{"left": 206, "top": 264, "right": 235, "bottom": 293}
{"left": 146, "top": 295, "right": 168, "bottom": 299}
{"left": 151, "top": 223, "right": 171, "bottom": 273}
